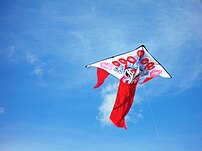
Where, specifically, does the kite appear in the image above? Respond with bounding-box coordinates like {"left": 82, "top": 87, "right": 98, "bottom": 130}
{"left": 85, "top": 45, "right": 171, "bottom": 129}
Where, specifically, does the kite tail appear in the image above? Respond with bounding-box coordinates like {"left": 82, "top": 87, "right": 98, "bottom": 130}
{"left": 94, "top": 68, "right": 109, "bottom": 88}
{"left": 110, "top": 78, "right": 138, "bottom": 129}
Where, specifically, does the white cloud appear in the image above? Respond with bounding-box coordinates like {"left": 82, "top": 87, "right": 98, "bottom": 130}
{"left": 175, "top": 63, "right": 202, "bottom": 94}
{"left": 0, "top": 107, "right": 5, "bottom": 114}
{"left": 6, "top": 46, "right": 15, "bottom": 58}
{"left": 26, "top": 52, "right": 38, "bottom": 64}
{"left": 101, "top": 83, "right": 118, "bottom": 95}
{"left": 126, "top": 109, "right": 144, "bottom": 124}
{"left": 97, "top": 83, "right": 118, "bottom": 126}
{"left": 0, "top": 46, "right": 18, "bottom": 63}
{"left": 26, "top": 52, "right": 45, "bottom": 77}
{"left": 32, "top": 66, "right": 43, "bottom": 77}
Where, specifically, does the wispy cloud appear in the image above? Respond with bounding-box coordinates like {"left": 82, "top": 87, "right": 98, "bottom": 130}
{"left": 126, "top": 109, "right": 144, "bottom": 124}
{"left": 26, "top": 52, "right": 38, "bottom": 64}
{"left": 26, "top": 52, "right": 45, "bottom": 78}
{"left": 6, "top": 46, "right": 15, "bottom": 59}
{"left": 0, "top": 107, "right": 5, "bottom": 114}
{"left": 97, "top": 83, "right": 118, "bottom": 126}
{"left": 0, "top": 46, "right": 18, "bottom": 63}
{"left": 175, "top": 63, "right": 202, "bottom": 94}
{"left": 32, "top": 66, "right": 43, "bottom": 77}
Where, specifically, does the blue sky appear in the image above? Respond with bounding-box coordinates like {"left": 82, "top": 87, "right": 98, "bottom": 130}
{"left": 0, "top": 0, "right": 202, "bottom": 151}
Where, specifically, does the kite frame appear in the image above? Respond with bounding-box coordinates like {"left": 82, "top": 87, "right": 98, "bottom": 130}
{"left": 85, "top": 45, "right": 172, "bottom": 79}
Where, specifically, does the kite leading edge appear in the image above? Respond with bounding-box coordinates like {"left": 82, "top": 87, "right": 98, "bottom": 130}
{"left": 85, "top": 45, "right": 171, "bottom": 129}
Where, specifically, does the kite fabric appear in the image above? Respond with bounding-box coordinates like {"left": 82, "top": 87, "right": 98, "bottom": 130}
{"left": 85, "top": 45, "right": 171, "bottom": 129}
{"left": 94, "top": 68, "right": 109, "bottom": 88}
{"left": 110, "top": 77, "right": 138, "bottom": 129}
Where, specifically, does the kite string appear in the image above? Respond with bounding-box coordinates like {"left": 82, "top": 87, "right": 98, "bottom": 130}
{"left": 143, "top": 86, "right": 165, "bottom": 151}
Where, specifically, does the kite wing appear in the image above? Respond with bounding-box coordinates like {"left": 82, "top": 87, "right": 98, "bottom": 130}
{"left": 137, "top": 46, "right": 172, "bottom": 84}
{"left": 85, "top": 45, "right": 148, "bottom": 79}
{"left": 85, "top": 45, "right": 171, "bottom": 87}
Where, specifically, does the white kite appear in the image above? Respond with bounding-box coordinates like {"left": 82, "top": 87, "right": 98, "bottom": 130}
{"left": 86, "top": 45, "right": 171, "bottom": 129}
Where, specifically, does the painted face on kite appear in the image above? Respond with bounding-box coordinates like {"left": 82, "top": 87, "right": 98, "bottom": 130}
{"left": 85, "top": 45, "right": 171, "bottom": 129}
{"left": 122, "top": 67, "right": 142, "bottom": 84}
